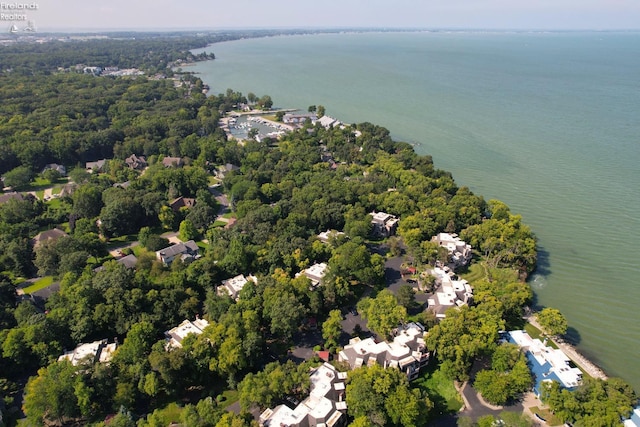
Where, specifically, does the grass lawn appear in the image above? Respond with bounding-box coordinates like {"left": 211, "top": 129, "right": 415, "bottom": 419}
{"left": 22, "top": 276, "right": 54, "bottom": 294}
{"left": 460, "top": 263, "right": 486, "bottom": 283}
{"left": 105, "top": 234, "right": 138, "bottom": 249}
{"left": 142, "top": 402, "right": 183, "bottom": 425}
{"left": 221, "top": 389, "right": 239, "bottom": 408}
{"left": 413, "top": 362, "right": 463, "bottom": 415}
{"left": 212, "top": 220, "right": 227, "bottom": 228}
{"left": 530, "top": 406, "right": 562, "bottom": 426}
{"left": 222, "top": 212, "right": 237, "bottom": 219}
{"left": 524, "top": 323, "right": 559, "bottom": 350}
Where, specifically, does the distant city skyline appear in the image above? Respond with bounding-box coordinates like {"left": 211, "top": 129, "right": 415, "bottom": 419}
{"left": 14, "top": 0, "right": 640, "bottom": 32}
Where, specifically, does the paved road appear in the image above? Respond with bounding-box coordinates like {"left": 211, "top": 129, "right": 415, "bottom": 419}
{"left": 384, "top": 255, "right": 430, "bottom": 309}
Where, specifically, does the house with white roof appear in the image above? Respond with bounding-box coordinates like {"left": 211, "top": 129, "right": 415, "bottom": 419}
{"left": 624, "top": 405, "right": 640, "bottom": 427}
{"left": 259, "top": 362, "right": 348, "bottom": 427}
{"left": 217, "top": 274, "right": 258, "bottom": 300}
{"left": 427, "top": 267, "right": 473, "bottom": 319}
{"left": 338, "top": 323, "right": 429, "bottom": 381}
{"left": 317, "top": 230, "right": 345, "bottom": 244}
{"left": 58, "top": 339, "right": 116, "bottom": 365}
{"left": 370, "top": 211, "right": 399, "bottom": 237}
{"left": 296, "top": 263, "right": 328, "bottom": 288}
{"left": 431, "top": 233, "right": 472, "bottom": 267}
{"left": 506, "top": 330, "right": 582, "bottom": 396}
{"left": 164, "top": 318, "right": 210, "bottom": 349}
{"left": 315, "top": 116, "right": 340, "bottom": 129}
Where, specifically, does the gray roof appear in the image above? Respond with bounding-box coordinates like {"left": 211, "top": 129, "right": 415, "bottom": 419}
{"left": 0, "top": 192, "right": 24, "bottom": 204}
{"left": 117, "top": 254, "right": 138, "bottom": 269}
{"left": 156, "top": 240, "right": 198, "bottom": 259}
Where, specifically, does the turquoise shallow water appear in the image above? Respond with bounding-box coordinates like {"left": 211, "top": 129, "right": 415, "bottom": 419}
{"left": 190, "top": 31, "right": 640, "bottom": 390}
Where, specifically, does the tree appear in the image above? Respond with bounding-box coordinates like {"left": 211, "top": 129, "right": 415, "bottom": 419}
{"left": 396, "top": 284, "right": 417, "bottom": 311}
{"left": 426, "top": 304, "right": 504, "bottom": 381}
{"left": 42, "top": 168, "right": 61, "bottom": 183}
{"left": 179, "top": 219, "right": 199, "bottom": 241}
{"left": 357, "top": 290, "right": 406, "bottom": 340}
{"left": 23, "top": 361, "right": 82, "bottom": 425}
{"left": 72, "top": 184, "right": 103, "bottom": 218}
{"left": 316, "top": 105, "right": 325, "bottom": 118}
{"left": 346, "top": 364, "right": 431, "bottom": 427}
{"left": 537, "top": 307, "right": 568, "bottom": 336}
{"left": 322, "top": 309, "right": 343, "bottom": 351}
{"left": 3, "top": 165, "right": 32, "bottom": 190}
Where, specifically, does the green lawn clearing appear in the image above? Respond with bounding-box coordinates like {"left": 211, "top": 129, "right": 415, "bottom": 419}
{"left": 413, "top": 362, "right": 463, "bottom": 414}
{"left": 22, "top": 276, "right": 54, "bottom": 294}
{"left": 530, "top": 406, "right": 562, "bottom": 426}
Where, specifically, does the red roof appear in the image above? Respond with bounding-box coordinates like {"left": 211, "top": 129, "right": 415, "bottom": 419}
{"left": 317, "top": 350, "right": 331, "bottom": 362}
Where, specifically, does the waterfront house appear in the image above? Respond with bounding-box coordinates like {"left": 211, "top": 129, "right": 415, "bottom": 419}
{"left": 506, "top": 330, "right": 582, "bottom": 396}
{"left": 431, "top": 232, "right": 472, "bottom": 267}
{"left": 283, "top": 113, "right": 317, "bottom": 125}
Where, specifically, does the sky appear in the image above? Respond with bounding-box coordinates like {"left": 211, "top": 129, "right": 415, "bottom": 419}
{"left": 20, "top": 0, "right": 640, "bottom": 32}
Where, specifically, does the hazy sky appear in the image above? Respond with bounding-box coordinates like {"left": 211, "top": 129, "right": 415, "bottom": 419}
{"left": 26, "top": 0, "right": 640, "bottom": 31}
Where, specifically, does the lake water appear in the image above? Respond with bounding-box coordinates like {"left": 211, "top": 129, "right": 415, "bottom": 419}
{"left": 190, "top": 31, "right": 640, "bottom": 390}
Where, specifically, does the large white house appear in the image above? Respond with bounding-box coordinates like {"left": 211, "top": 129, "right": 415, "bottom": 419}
{"left": 259, "top": 362, "right": 348, "bottom": 427}
{"left": 370, "top": 211, "right": 399, "bottom": 237}
{"left": 217, "top": 274, "right": 258, "bottom": 300}
{"left": 338, "top": 322, "right": 429, "bottom": 381}
{"left": 427, "top": 267, "right": 474, "bottom": 319}
{"left": 58, "top": 339, "right": 116, "bottom": 365}
{"left": 506, "top": 330, "right": 582, "bottom": 396}
{"left": 431, "top": 232, "right": 472, "bottom": 267}
{"left": 164, "top": 318, "right": 210, "bottom": 349}
{"left": 296, "top": 263, "right": 329, "bottom": 288}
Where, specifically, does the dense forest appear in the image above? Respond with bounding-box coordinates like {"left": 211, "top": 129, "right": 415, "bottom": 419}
{"left": 0, "top": 34, "right": 636, "bottom": 427}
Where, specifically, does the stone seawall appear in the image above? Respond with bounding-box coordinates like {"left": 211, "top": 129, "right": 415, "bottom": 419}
{"left": 527, "top": 316, "right": 608, "bottom": 381}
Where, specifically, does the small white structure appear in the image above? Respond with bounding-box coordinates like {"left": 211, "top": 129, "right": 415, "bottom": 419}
{"left": 58, "top": 339, "right": 116, "bottom": 365}
{"left": 370, "top": 211, "right": 399, "bottom": 237}
{"left": 259, "top": 362, "right": 347, "bottom": 427}
{"left": 338, "top": 323, "right": 429, "bottom": 381}
{"left": 217, "top": 274, "right": 258, "bottom": 300}
{"left": 164, "top": 318, "right": 210, "bottom": 349}
{"left": 431, "top": 233, "right": 472, "bottom": 267}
